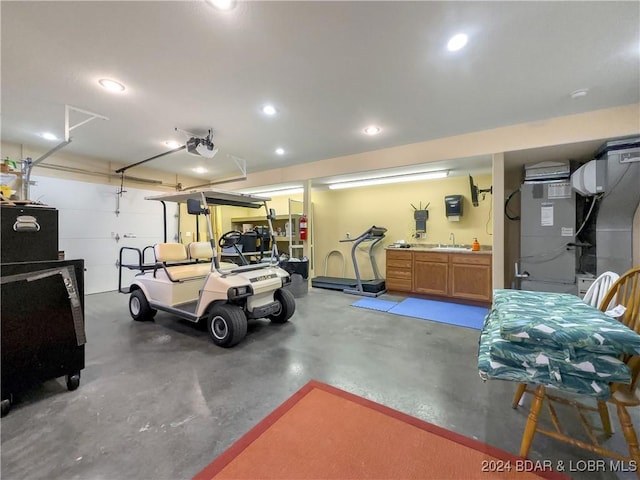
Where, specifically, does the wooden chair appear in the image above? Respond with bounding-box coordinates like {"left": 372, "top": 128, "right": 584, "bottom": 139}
{"left": 514, "top": 266, "right": 640, "bottom": 470}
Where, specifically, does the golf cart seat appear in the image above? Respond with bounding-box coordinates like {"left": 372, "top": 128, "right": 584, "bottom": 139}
{"left": 188, "top": 241, "right": 213, "bottom": 261}
{"left": 154, "top": 243, "right": 211, "bottom": 281}
{"left": 188, "top": 241, "right": 237, "bottom": 270}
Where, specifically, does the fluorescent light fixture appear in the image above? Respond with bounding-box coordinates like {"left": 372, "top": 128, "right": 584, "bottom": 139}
{"left": 41, "top": 132, "right": 58, "bottom": 141}
{"left": 192, "top": 167, "right": 208, "bottom": 174}
{"left": 447, "top": 33, "right": 468, "bottom": 52}
{"left": 206, "top": 0, "right": 236, "bottom": 10}
{"left": 251, "top": 187, "right": 304, "bottom": 197}
{"left": 363, "top": 125, "right": 381, "bottom": 136}
{"left": 262, "top": 104, "right": 277, "bottom": 116}
{"left": 98, "top": 78, "right": 126, "bottom": 92}
{"left": 328, "top": 170, "right": 449, "bottom": 190}
{"left": 275, "top": 148, "right": 285, "bottom": 155}
{"left": 165, "top": 140, "right": 182, "bottom": 148}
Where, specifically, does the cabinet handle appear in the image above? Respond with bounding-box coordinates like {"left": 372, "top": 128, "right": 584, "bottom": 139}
{"left": 13, "top": 215, "right": 40, "bottom": 232}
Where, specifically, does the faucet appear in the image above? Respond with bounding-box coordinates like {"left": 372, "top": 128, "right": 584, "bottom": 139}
{"left": 449, "top": 232, "right": 455, "bottom": 246}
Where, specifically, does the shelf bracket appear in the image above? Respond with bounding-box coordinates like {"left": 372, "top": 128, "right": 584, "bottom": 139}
{"left": 22, "top": 105, "right": 108, "bottom": 200}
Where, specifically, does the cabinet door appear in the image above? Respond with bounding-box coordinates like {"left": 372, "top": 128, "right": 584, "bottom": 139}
{"left": 413, "top": 259, "right": 448, "bottom": 295}
{"left": 449, "top": 255, "right": 492, "bottom": 302}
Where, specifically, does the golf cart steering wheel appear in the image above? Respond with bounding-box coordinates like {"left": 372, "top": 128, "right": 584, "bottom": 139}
{"left": 219, "top": 230, "right": 243, "bottom": 248}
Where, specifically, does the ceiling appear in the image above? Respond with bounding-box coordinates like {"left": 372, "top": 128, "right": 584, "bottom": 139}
{"left": 2, "top": 1, "right": 639, "bottom": 186}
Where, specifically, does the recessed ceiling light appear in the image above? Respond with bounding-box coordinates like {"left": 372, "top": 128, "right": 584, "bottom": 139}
{"left": 165, "top": 140, "right": 182, "bottom": 149}
{"left": 275, "top": 148, "right": 285, "bottom": 155}
{"left": 98, "top": 78, "right": 125, "bottom": 92}
{"left": 363, "top": 125, "right": 381, "bottom": 136}
{"left": 192, "top": 167, "right": 208, "bottom": 174}
{"left": 41, "top": 132, "right": 58, "bottom": 141}
{"left": 206, "top": 0, "right": 236, "bottom": 10}
{"left": 447, "top": 33, "right": 468, "bottom": 52}
{"left": 570, "top": 88, "right": 589, "bottom": 99}
{"left": 262, "top": 105, "right": 277, "bottom": 116}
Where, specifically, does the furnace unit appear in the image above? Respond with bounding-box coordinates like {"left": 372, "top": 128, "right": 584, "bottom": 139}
{"left": 519, "top": 161, "right": 578, "bottom": 293}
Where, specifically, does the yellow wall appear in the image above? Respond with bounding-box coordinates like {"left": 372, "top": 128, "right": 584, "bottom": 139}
{"left": 311, "top": 174, "right": 493, "bottom": 279}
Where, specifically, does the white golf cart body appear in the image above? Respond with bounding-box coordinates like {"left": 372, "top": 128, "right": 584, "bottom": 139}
{"left": 121, "top": 189, "right": 295, "bottom": 347}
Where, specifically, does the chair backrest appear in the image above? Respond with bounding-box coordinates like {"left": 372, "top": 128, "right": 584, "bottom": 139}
{"left": 154, "top": 243, "right": 188, "bottom": 263}
{"left": 188, "top": 241, "right": 213, "bottom": 260}
{"left": 600, "top": 266, "right": 640, "bottom": 391}
{"left": 583, "top": 271, "right": 619, "bottom": 309}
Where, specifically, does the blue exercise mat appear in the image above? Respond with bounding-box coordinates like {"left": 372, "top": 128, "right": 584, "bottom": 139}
{"left": 387, "top": 297, "right": 487, "bottom": 330}
{"left": 351, "top": 298, "right": 399, "bottom": 312}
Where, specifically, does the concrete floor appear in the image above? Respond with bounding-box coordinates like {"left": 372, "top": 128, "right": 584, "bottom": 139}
{"left": 1, "top": 288, "right": 638, "bottom": 479}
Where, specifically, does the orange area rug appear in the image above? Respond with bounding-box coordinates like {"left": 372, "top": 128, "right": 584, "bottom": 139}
{"left": 194, "top": 380, "right": 567, "bottom": 480}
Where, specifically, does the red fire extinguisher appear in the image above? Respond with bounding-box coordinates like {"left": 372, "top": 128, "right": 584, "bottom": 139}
{"left": 299, "top": 215, "right": 308, "bottom": 240}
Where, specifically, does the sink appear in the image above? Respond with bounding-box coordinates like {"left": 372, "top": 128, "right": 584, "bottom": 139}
{"left": 430, "top": 246, "right": 472, "bottom": 252}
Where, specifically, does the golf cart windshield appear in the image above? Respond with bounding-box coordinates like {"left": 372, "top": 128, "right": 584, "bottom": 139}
{"left": 145, "top": 189, "right": 279, "bottom": 273}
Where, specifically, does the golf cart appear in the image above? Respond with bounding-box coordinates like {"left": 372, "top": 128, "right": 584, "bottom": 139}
{"left": 118, "top": 189, "right": 295, "bottom": 348}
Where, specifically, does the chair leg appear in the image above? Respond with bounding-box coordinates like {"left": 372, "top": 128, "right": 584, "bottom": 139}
{"left": 512, "top": 383, "right": 527, "bottom": 409}
{"left": 597, "top": 401, "right": 612, "bottom": 436}
{"left": 519, "top": 385, "right": 545, "bottom": 458}
{"left": 617, "top": 404, "right": 640, "bottom": 466}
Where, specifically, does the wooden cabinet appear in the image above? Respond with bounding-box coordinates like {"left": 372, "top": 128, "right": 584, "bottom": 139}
{"left": 449, "top": 253, "right": 492, "bottom": 302}
{"left": 385, "top": 249, "right": 492, "bottom": 304}
{"left": 385, "top": 250, "right": 412, "bottom": 292}
{"left": 413, "top": 252, "right": 449, "bottom": 296}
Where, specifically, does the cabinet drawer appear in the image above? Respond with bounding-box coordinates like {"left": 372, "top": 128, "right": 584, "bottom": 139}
{"left": 386, "top": 267, "right": 412, "bottom": 280}
{"left": 386, "top": 278, "right": 412, "bottom": 292}
{"left": 387, "top": 258, "right": 412, "bottom": 269}
{"left": 386, "top": 250, "right": 412, "bottom": 260}
{"left": 450, "top": 253, "right": 491, "bottom": 266}
{"left": 414, "top": 251, "right": 449, "bottom": 263}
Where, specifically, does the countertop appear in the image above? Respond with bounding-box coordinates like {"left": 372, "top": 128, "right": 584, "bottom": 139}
{"left": 386, "top": 244, "right": 492, "bottom": 254}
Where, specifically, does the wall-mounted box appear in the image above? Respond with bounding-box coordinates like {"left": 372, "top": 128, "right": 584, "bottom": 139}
{"left": 444, "top": 195, "right": 463, "bottom": 222}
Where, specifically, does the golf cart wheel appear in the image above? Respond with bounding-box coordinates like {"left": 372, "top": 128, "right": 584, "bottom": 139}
{"left": 66, "top": 372, "right": 81, "bottom": 391}
{"left": 207, "top": 304, "right": 247, "bottom": 348}
{"left": 268, "top": 288, "right": 296, "bottom": 324}
{"left": 129, "top": 290, "right": 156, "bottom": 321}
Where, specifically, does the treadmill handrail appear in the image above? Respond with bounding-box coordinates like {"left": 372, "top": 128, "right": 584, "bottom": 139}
{"left": 339, "top": 225, "right": 387, "bottom": 243}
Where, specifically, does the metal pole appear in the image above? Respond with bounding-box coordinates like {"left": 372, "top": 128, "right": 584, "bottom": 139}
{"left": 115, "top": 146, "right": 186, "bottom": 174}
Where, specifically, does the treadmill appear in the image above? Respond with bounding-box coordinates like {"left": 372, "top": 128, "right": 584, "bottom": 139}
{"left": 312, "top": 225, "right": 387, "bottom": 297}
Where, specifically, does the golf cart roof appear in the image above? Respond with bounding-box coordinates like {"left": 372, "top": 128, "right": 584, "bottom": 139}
{"left": 145, "top": 189, "right": 269, "bottom": 209}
